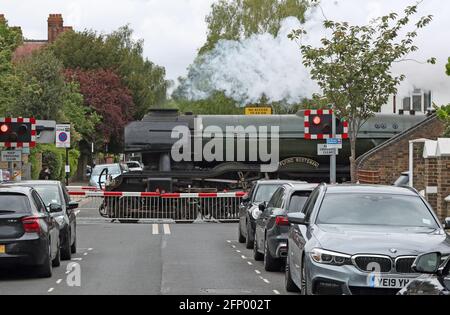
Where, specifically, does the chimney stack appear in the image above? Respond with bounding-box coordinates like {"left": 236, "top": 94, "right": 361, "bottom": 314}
{"left": 48, "top": 14, "right": 64, "bottom": 43}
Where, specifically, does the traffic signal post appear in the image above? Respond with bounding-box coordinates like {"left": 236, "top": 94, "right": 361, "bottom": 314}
{"left": 330, "top": 111, "right": 337, "bottom": 184}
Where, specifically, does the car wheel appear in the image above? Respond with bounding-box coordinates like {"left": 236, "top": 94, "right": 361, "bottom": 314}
{"left": 238, "top": 223, "right": 246, "bottom": 243}
{"left": 61, "top": 231, "right": 72, "bottom": 261}
{"left": 264, "top": 239, "right": 281, "bottom": 272}
{"left": 245, "top": 221, "right": 254, "bottom": 249}
{"left": 285, "top": 255, "right": 300, "bottom": 293}
{"left": 253, "top": 237, "right": 264, "bottom": 261}
{"left": 71, "top": 230, "right": 77, "bottom": 254}
{"left": 52, "top": 242, "right": 61, "bottom": 267}
{"left": 36, "top": 242, "right": 52, "bottom": 278}
{"left": 300, "top": 258, "right": 308, "bottom": 295}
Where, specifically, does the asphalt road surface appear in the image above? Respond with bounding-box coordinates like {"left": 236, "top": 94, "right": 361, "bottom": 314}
{"left": 0, "top": 203, "right": 289, "bottom": 295}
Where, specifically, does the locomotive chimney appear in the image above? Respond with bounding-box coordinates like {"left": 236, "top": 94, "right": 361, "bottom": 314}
{"left": 48, "top": 14, "right": 64, "bottom": 43}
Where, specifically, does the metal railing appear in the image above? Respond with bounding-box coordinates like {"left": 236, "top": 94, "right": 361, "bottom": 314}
{"left": 69, "top": 191, "right": 245, "bottom": 223}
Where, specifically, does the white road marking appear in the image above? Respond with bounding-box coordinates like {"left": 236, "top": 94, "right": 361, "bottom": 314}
{"left": 48, "top": 288, "right": 54, "bottom": 293}
{"left": 163, "top": 224, "right": 171, "bottom": 235}
{"left": 231, "top": 245, "right": 236, "bottom": 249}
{"left": 247, "top": 261, "right": 253, "bottom": 266}
{"left": 88, "top": 248, "right": 93, "bottom": 251}
{"left": 152, "top": 224, "right": 159, "bottom": 235}
{"left": 66, "top": 271, "right": 70, "bottom": 275}
{"left": 236, "top": 250, "right": 241, "bottom": 253}
{"left": 262, "top": 278, "right": 270, "bottom": 284}
{"left": 273, "top": 290, "right": 281, "bottom": 295}
{"left": 71, "top": 258, "right": 83, "bottom": 261}
{"left": 56, "top": 279, "right": 62, "bottom": 285}
{"left": 227, "top": 240, "right": 231, "bottom": 243}
{"left": 255, "top": 270, "right": 261, "bottom": 274}
{"left": 84, "top": 252, "right": 88, "bottom": 256}
{"left": 241, "top": 255, "right": 247, "bottom": 260}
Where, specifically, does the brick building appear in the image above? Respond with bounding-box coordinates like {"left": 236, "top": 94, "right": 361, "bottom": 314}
{"left": 0, "top": 14, "right": 72, "bottom": 61}
{"left": 357, "top": 114, "right": 450, "bottom": 220}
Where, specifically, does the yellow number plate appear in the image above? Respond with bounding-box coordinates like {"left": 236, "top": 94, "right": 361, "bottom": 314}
{"left": 0, "top": 245, "right": 5, "bottom": 254}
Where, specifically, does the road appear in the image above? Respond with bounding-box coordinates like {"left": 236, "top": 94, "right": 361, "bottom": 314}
{"left": 0, "top": 205, "right": 289, "bottom": 295}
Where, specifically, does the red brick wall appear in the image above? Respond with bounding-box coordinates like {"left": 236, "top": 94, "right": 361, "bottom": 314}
{"left": 437, "top": 156, "right": 450, "bottom": 220}
{"left": 357, "top": 115, "right": 445, "bottom": 185}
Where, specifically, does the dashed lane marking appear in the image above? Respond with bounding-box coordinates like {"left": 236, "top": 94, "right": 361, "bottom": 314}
{"left": 48, "top": 288, "right": 54, "bottom": 293}
{"left": 152, "top": 224, "right": 159, "bottom": 235}
{"left": 273, "top": 290, "right": 281, "bottom": 295}
{"left": 163, "top": 224, "right": 171, "bottom": 235}
{"left": 247, "top": 261, "right": 253, "bottom": 266}
{"left": 56, "top": 279, "right": 63, "bottom": 285}
{"left": 255, "top": 270, "right": 261, "bottom": 275}
{"left": 241, "top": 255, "right": 247, "bottom": 260}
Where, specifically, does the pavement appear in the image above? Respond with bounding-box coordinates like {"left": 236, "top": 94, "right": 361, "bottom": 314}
{"left": 0, "top": 205, "right": 290, "bottom": 295}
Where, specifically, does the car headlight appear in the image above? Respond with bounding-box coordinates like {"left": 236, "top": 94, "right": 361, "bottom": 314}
{"left": 310, "top": 248, "right": 352, "bottom": 266}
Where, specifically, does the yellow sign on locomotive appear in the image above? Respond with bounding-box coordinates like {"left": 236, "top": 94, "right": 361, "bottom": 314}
{"left": 244, "top": 107, "right": 273, "bottom": 115}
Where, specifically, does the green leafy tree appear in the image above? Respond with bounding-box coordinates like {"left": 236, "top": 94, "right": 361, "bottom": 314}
{"left": 13, "top": 49, "right": 66, "bottom": 120}
{"left": 169, "top": 91, "right": 244, "bottom": 115}
{"left": 51, "top": 26, "right": 168, "bottom": 119}
{"left": 200, "top": 0, "right": 310, "bottom": 54}
{"left": 290, "top": 3, "right": 434, "bottom": 182}
{"left": 446, "top": 57, "right": 450, "bottom": 76}
{"left": 0, "top": 18, "right": 23, "bottom": 114}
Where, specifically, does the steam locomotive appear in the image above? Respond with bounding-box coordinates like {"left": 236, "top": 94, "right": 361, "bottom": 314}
{"left": 109, "top": 109, "right": 425, "bottom": 192}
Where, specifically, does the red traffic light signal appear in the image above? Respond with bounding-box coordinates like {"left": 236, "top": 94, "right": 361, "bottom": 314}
{"left": 304, "top": 110, "right": 348, "bottom": 140}
{"left": 0, "top": 118, "right": 36, "bottom": 148}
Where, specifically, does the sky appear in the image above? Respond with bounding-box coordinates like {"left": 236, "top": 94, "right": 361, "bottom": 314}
{"left": 1, "top": 0, "right": 449, "bottom": 105}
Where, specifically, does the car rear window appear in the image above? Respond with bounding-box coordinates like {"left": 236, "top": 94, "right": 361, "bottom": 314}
{"left": 0, "top": 193, "right": 30, "bottom": 214}
{"left": 288, "top": 191, "right": 312, "bottom": 213}
{"left": 317, "top": 193, "right": 439, "bottom": 228}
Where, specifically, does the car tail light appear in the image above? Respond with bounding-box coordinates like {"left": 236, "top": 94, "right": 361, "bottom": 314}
{"left": 22, "top": 216, "right": 41, "bottom": 233}
{"left": 275, "top": 216, "right": 289, "bottom": 226}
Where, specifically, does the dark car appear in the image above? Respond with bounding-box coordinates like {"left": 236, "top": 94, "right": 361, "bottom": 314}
{"left": 238, "top": 180, "right": 304, "bottom": 249}
{"left": 0, "top": 186, "right": 61, "bottom": 278}
{"left": 398, "top": 251, "right": 450, "bottom": 295}
{"left": 285, "top": 184, "right": 450, "bottom": 295}
{"left": 253, "top": 183, "right": 318, "bottom": 271}
{"left": 5, "top": 181, "right": 78, "bottom": 260}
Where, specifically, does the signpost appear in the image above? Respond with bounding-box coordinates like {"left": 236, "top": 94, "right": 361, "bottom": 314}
{"left": 56, "top": 124, "right": 71, "bottom": 185}
{"left": 1, "top": 150, "right": 22, "bottom": 162}
{"left": 318, "top": 144, "right": 338, "bottom": 156}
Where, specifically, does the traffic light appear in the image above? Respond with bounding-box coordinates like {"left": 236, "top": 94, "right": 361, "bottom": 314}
{"left": 304, "top": 110, "right": 348, "bottom": 140}
{"left": 0, "top": 118, "right": 36, "bottom": 147}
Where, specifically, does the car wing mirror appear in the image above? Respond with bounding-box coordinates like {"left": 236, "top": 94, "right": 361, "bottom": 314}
{"left": 258, "top": 202, "right": 267, "bottom": 212}
{"left": 287, "top": 212, "right": 307, "bottom": 225}
{"left": 444, "top": 217, "right": 450, "bottom": 230}
{"left": 412, "top": 252, "right": 441, "bottom": 274}
{"left": 49, "top": 203, "right": 63, "bottom": 213}
{"left": 68, "top": 201, "right": 79, "bottom": 210}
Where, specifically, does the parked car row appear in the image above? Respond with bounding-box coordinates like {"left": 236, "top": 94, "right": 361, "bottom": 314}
{"left": 0, "top": 181, "right": 78, "bottom": 278}
{"left": 239, "top": 180, "right": 450, "bottom": 295}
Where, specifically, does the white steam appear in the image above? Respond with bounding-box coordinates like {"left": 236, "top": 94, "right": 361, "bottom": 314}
{"left": 179, "top": 0, "right": 450, "bottom": 106}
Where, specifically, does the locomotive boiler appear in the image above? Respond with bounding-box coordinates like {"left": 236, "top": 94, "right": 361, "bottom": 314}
{"left": 110, "top": 109, "right": 426, "bottom": 192}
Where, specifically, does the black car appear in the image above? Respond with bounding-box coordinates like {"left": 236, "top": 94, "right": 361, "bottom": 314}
{"left": 238, "top": 180, "right": 302, "bottom": 249}
{"left": 253, "top": 183, "right": 318, "bottom": 271}
{"left": 0, "top": 186, "right": 61, "bottom": 278}
{"left": 398, "top": 251, "right": 450, "bottom": 295}
{"left": 285, "top": 184, "right": 450, "bottom": 295}
{"left": 5, "top": 181, "right": 78, "bottom": 260}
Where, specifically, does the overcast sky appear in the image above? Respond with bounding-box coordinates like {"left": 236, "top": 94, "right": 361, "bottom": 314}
{"left": 0, "top": 0, "right": 215, "bottom": 82}
{"left": 1, "top": 0, "right": 449, "bottom": 103}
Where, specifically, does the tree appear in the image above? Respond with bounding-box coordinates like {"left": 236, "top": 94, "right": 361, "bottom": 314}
{"left": 446, "top": 57, "right": 450, "bottom": 76}
{"left": 169, "top": 91, "right": 244, "bottom": 115}
{"left": 51, "top": 26, "right": 168, "bottom": 119}
{"left": 64, "top": 69, "right": 135, "bottom": 153}
{"left": 290, "top": 3, "right": 434, "bottom": 182}
{"left": 200, "top": 0, "right": 310, "bottom": 54}
{"left": 0, "top": 18, "right": 23, "bottom": 114}
{"left": 13, "top": 49, "right": 66, "bottom": 120}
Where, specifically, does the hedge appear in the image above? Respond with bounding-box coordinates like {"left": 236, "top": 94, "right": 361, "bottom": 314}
{"left": 30, "top": 144, "right": 80, "bottom": 181}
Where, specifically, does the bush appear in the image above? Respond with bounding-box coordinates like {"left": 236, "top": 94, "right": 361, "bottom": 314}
{"left": 29, "top": 144, "right": 80, "bottom": 181}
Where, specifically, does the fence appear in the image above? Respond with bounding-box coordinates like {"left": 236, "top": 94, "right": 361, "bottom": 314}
{"left": 69, "top": 190, "right": 245, "bottom": 223}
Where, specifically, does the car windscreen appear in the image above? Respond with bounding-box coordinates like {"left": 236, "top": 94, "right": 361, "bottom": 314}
{"left": 254, "top": 184, "right": 282, "bottom": 203}
{"left": 33, "top": 185, "right": 62, "bottom": 206}
{"left": 0, "top": 193, "right": 30, "bottom": 214}
{"left": 92, "top": 165, "right": 121, "bottom": 176}
{"left": 288, "top": 191, "right": 312, "bottom": 213}
{"left": 316, "top": 193, "right": 439, "bottom": 228}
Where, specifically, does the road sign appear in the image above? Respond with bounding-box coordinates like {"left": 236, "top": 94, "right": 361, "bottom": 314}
{"left": 326, "top": 138, "right": 343, "bottom": 149}
{"left": 318, "top": 144, "right": 338, "bottom": 156}
{"left": 56, "top": 124, "right": 71, "bottom": 148}
{"left": 0, "top": 118, "right": 36, "bottom": 148}
{"left": 1, "top": 150, "right": 22, "bottom": 162}
{"left": 304, "top": 109, "right": 349, "bottom": 140}
{"left": 245, "top": 107, "right": 273, "bottom": 115}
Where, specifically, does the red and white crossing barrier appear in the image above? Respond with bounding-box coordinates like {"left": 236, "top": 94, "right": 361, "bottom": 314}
{"left": 67, "top": 186, "right": 102, "bottom": 192}
{"left": 69, "top": 190, "right": 245, "bottom": 198}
